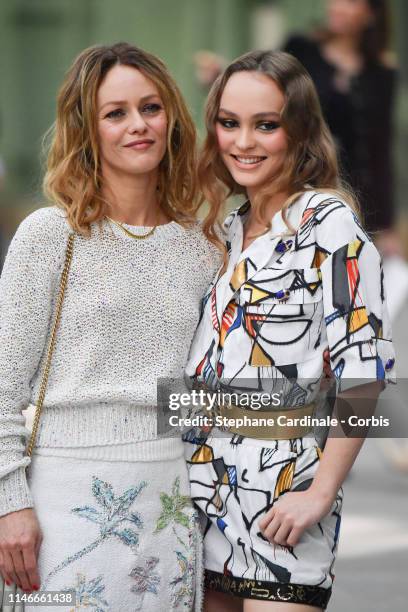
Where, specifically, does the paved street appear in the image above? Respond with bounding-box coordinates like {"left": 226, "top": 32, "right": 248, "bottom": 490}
{"left": 330, "top": 303, "right": 408, "bottom": 611}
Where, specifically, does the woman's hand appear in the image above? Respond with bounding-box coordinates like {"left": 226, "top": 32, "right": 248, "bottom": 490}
{"left": 259, "top": 490, "right": 333, "bottom": 548}
{"left": 0, "top": 508, "right": 42, "bottom": 592}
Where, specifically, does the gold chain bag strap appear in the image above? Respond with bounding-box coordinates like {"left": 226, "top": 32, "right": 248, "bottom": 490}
{"left": 27, "top": 232, "right": 75, "bottom": 456}
{"left": 0, "top": 233, "right": 74, "bottom": 612}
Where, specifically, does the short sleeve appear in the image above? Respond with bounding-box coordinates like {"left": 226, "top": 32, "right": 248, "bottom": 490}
{"left": 319, "top": 208, "right": 396, "bottom": 392}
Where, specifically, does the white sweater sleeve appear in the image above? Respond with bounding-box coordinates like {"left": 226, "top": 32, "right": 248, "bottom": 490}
{"left": 0, "top": 207, "right": 68, "bottom": 516}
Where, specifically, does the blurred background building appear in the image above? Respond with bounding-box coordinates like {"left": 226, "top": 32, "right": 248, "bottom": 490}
{"left": 0, "top": 0, "right": 407, "bottom": 226}
{"left": 0, "top": 1, "right": 407, "bottom": 609}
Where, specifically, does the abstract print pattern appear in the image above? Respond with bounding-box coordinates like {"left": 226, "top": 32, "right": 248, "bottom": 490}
{"left": 186, "top": 190, "right": 396, "bottom": 397}
{"left": 184, "top": 431, "right": 342, "bottom": 609}
{"left": 183, "top": 190, "right": 394, "bottom": 608}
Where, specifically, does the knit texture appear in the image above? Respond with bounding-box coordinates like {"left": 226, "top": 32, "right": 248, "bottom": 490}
{"left": 0, "top": 207, "right": 221, "bottom": 516}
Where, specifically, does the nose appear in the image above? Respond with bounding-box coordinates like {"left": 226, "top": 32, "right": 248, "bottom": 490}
{"left": 235, "top": 127, "right": 255, "bottom": 151}
{"left": 128, "top": 110, "right": 148, "bottom": 134}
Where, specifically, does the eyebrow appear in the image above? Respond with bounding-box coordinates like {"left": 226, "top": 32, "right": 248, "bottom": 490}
{"left": 218, "top": 107, "right": 280, "bottom": 119}
{"left": 100, "top": 94, "right": 160, "bottom": 111}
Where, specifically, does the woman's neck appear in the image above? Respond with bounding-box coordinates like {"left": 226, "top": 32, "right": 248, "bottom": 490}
{"left": 321, "top": 34, "right": 364, "bottom": 87}
{"left": 246, "top": 188, "right": 289, "bottom": 223}
{"left": 326, "top": 32, "right": 361, "bottom": 54}
{"left": 242, "top": 188, "right": 289, "bottom": 250}
{"left": 101, "top": 166, "right": 167, "bottom": 226}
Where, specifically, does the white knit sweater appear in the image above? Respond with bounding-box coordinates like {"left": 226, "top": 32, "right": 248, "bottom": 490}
{"left": 0, "top": 207, "right": 221, "bottom": 516}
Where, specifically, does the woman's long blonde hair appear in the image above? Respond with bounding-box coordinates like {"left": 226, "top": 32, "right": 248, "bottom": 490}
{"left": 43, "top": 42, "right": 198, "bottom": 234}
{"left": 198, "top": 50, "right": 358, "bottom": 248}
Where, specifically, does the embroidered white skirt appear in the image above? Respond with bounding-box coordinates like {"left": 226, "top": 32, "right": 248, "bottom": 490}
{"left": 26, "top": 439, "right": 202, "bottom": 612}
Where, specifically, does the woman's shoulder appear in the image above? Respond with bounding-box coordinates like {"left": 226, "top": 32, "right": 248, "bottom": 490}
{"left": 181, "top": 219, "right": 222, "bottom": 261}
{"left": 283, "top": 34, "right": 321, "bottom": 63}
{"left": 15, "top": 205, "right": 70, "bottom": 241}
{"left": 284, "top": 33, "right": 318, "bottom": 54}
{"left": 295, "top": 190, "right": 370, "bottom": 254}
{"left": 181, "top": 219, "right": 207, "bottom": 242}
{"left": 0, "top": 206, "right": 74, "bottom": 281}
{"left": 7, "top": 206, "right": 72, "bottom": 265}
{"left": 223, "top": 200, "right": 250, "bottom": 230}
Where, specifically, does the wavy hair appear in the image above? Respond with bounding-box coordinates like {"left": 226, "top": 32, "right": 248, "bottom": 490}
{"left": 198, "top": 50, "right": 358, "bottom": 249}
{"left": 43, "top": 42, "right": 198, "bottom": 234}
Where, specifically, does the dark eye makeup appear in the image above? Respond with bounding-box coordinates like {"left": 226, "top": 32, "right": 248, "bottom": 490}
{"left": 257, "top": 121, "right": 281, "bottom": 131}
{"left": 216, "top": 117, "right": 280, "bottom": 131}
{"left": 217, "top": 118, "right": 238, "bottom": 129}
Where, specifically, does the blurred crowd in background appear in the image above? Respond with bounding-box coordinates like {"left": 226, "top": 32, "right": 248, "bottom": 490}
{"left": 0, "top": 0, "right": 407, "bottom": 271}
{"left": 0, "top": 4, "right": 407, "bottom": 364}
{"left": 0, "top": 1, "right": 407, "bottom": 249}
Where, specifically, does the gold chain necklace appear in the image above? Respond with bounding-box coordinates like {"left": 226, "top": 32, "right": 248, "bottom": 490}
{"left": 106, "top": 216, "right": 157, "bottom": 240}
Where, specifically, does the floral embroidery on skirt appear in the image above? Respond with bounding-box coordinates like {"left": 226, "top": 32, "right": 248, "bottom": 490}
{"left": 27, "top": 449, "right": 202, "bottom": 611}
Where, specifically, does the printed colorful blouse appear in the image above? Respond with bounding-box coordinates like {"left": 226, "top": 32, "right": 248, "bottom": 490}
{"left": 186, "top": 190, "right": 396, "bottom": 400}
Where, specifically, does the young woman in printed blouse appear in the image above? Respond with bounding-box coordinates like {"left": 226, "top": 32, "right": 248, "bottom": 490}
{"left": 184, "top": 50, "right": 395, "bottom": 611}
{"left": 0, "top": 43, "right": 220, "bottom": 610}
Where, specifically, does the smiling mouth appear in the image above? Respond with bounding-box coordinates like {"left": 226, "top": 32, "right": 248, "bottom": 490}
{"left": 231, "top": 154, "right": 267, "bottom": 165}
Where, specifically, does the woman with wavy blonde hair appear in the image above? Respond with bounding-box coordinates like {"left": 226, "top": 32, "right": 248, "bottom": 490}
{"left": 184, "top": 50, "right": 395, "bottom": 611}
{"left": 0, "top": 42, "right": 220, "bottom": 610}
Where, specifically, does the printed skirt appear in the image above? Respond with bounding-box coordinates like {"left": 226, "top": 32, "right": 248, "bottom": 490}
{"left": 26, "top": 440, "right": 202, "bottom": 612}
{"left": 183, "top": 429, "right": 343, "bottom": 609}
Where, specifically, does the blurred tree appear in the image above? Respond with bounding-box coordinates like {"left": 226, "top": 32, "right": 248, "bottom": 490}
{"left": 0, "top": 0, "right": 406, "bottom": 222}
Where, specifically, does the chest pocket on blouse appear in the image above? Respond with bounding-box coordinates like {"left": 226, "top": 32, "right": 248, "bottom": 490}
{"left": 237, "top": 268, "right": 323, "bottom": 367}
